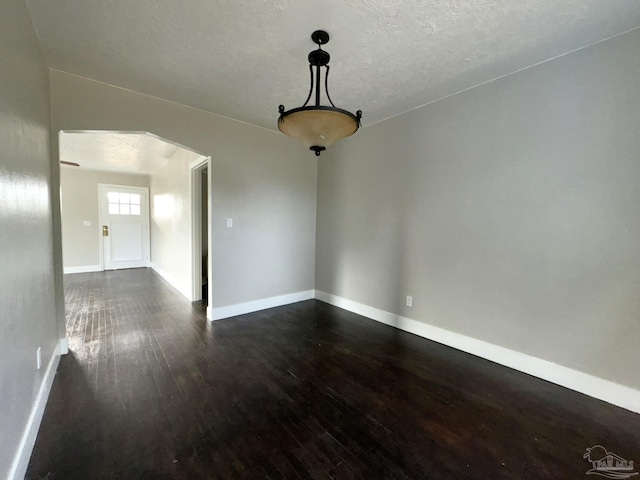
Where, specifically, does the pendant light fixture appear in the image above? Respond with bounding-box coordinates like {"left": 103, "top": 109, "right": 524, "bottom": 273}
{"left": 278, "top": 30, "right": 362, "bottom": 156}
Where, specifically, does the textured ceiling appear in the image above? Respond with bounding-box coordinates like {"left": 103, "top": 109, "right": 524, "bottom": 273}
{"left": 28, "top": 0, "right": 640, "bottom": 130}
{"left": 60, "top": 131, "right": 203, "bottom": 175}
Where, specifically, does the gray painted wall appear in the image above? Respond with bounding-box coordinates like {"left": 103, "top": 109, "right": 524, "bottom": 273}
{"left": 49, "top": 70, "right": 317, "bottom": 310}
{"left": 60, "top": 167, "right": 150, "bottom": 269}
{"left": 0, "top": 1, "right": 58, "bottom": 478}
{"left": 316, "top": 29, "right": 640, "bottom": 390}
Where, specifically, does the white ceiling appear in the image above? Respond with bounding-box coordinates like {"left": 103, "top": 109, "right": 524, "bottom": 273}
{"left": 27, "top": 0, "right": 640, "bottom": 130}
{"left": 60, "top": 131, "right": 203, "bottom": 175}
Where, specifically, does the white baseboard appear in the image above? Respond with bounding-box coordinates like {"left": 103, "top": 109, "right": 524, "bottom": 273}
{"left": 206, "top": 306, "right": 213, "bottom": 321}
{"left": 8, "top": 339, "right": 63, "bottom": 480}
{"left": 314, "top": 290, "right": 640, "bottom": 414}
{"left": 63, "top": 264, "right": 102, "bottom": 274}
{"left": 149, "top": 262, "right": 191, "bottom": 300}
{"left": 58, "top": 337, "right": 69, "bottom": 356}
{"left": 211, "top": 290, "right": 315, "bottom": 321}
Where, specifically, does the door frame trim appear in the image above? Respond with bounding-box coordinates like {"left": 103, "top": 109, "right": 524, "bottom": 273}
{"left": 189, "top": 156, "right": 212, "bottom": 308}
{"left": 97, "top": 183, "right": 150, "bottom": 271}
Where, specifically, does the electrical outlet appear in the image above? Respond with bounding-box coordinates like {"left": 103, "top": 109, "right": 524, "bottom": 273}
{"left": 36, "top": 347, "right": 42, "bottom": 370}
{"left": 406, "top": 296, "right": 413, "bottom": 307}
{"left": 226, "top": 218, "right": 233, "bottom": 228}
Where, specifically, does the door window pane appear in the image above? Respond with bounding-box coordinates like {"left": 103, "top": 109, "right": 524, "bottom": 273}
{"left": 107, "top": 191, "right": 142, "bottom": 216}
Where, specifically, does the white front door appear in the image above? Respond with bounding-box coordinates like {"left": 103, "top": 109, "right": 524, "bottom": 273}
{"left": 99, "top": 184, "right": 150, "bottom": 270}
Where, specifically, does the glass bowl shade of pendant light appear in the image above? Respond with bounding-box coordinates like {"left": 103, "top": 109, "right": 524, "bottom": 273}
{"left": 278, "top": 30, "right": 362, "bottom": 156}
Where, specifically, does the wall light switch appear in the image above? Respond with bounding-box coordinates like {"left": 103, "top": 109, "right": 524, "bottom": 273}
{"left": 36, "top": 347, "right": 42, "bottom": 370}
{"left": 83, "top": 220, "right": 91, "bottom": 227}
{"left": 226, "top": 218, "right": 233, "bottom": 228}
{"left": 406, "top": 296, "right": 413, "bottom": 307}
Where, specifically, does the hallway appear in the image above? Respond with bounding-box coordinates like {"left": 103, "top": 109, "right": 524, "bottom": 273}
{"left": 27, "top": 269, "right": 640, "bottom": 479}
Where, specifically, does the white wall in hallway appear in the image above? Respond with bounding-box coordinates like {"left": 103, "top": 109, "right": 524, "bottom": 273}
{"left": 149, "top": 148, "right": 199, "bottom": 298}
{"left": 60, "top": 167, "right": 150, "bottom": 270}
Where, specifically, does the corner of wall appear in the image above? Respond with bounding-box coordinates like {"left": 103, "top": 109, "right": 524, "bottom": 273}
{"left": 314, "top": 291, "right": 640, "bottom": 414}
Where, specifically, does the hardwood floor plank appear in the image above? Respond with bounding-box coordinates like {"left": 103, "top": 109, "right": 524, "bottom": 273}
{"left": 26, "top": 268, "right": 640, "bottom": 479}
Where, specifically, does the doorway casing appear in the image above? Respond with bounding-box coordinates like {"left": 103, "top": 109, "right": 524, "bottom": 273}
{"left": 190, "top": 156, "right": 213, "bottom": 319}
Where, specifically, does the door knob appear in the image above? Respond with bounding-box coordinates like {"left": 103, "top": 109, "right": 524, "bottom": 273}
{"left": 102, "top": 225, "right": 109, "bottom": 237}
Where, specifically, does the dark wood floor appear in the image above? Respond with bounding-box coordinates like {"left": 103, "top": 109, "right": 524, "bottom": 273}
{"left": 27, "top": 269, "right": 640, "bottom": 479}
